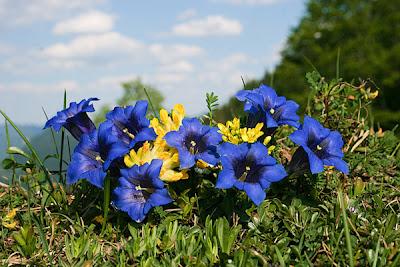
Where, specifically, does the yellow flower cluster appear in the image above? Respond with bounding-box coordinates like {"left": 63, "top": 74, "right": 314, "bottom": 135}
{"left": 217, "top": 118, "right": 265, "bottom": 144}
{"left": 150, "top": 104, "right": 185, "bottom": 139}
{"left": 2, "top": 208, "right": 18, "bottom": 229}
{"left": 124, "top": 104, "right": 188, "bottom": 182}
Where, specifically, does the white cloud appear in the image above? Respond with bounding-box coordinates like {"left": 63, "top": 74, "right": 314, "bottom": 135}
{"left": 0, "top": 0, "right": 105, "bottom": 27}
{"left": 42, "top": 32, "right": 144, "bottom": 59}
{"left": 172, "top": 15, "right": 242, "bottom": 37}
{"left": 177, "top": 8, "right": 197, "bottom": 20}
{"left": 158, "top": 61, "right": 194, "bottom": 73}
{"left": 53, "top": 10, "right": 115, "bottom": 35}
{"left": 0, "top": 80, "right": 78, "bottom": 93}
{"left": 213, "top": 0, "right": 284, "bottom": 5}
{"left": 0, "top": 43, "right": 14, "bottom": 54}
{"left": 149, "top": 44, "right": 204, "bottom": 63}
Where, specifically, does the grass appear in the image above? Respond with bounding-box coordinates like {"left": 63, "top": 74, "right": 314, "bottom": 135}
{"left": 0, "top": 73, "right": 399, "bottom": 266}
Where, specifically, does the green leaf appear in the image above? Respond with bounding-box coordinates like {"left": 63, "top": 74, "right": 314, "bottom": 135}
{"left": 6, "top": 146, "right": 31, "bottom": 159}
{"left": 2, "top": 158, "right": 16, "bottom": 169}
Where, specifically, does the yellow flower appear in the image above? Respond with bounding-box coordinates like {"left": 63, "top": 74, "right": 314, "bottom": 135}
{"left": 124, "top": 141, "right": 189, "bottom": 182}
{"left": 130, "top": 104, "right": 188, "bottom": 182}
{"left": 218, "top": 118, "right": 264, "bottom": 144}
{"left": 2, "top": 208, "right": 18, "bottom": 230}
{"left": 267, "top": 145, "right": 276, "bottom": 155}
{"left": 150, "top": 104, "right": 185, "bottom": 139}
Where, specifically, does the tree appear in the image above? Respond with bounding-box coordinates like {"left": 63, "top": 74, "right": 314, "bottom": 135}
{"left": 216, "top": 0, "right": 400, "bottom": 128}
{"left": 94, "top": 78, "right": 164, "bottom": 124}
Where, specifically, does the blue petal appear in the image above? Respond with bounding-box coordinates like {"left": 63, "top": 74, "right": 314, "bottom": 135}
{"left": 203, "top": 127, "right": 222, "bottom": 146}
{"left": 218, "top": 142, "right": 248, "bottom": 159}
{"left": 322, "top": 131, "right": 345, "bottom": 158}
{"left": 289, "top": 128, "right": 307, "bottom": 147}
{"left": 259, "top": 164, "right": 287, "bottom": 183}
{"left": 234, "top": 180, "right": 246, "bottom": 190}
{"left": 131, "top": 100, "right": 151, "bottom": 129}
{"left": 258, "top": 84, "right": 278, "bottom": 109}
{"left": 216, "top": 168, "right": 236, "bottom": 189}
{"left": 247, "top": 143, "right": 274, "bottom": 165}
{"left": 303, "top": 116, "right": 330, "bottom": 142}
{"left": 259, "top": 179, "right": 271, "bottom": 190}
{"left": 276, "top": 100, "right": 300, "bottom": 128}
{"left": 146, "top": 159, "right": 164, "bottom": 189}
{"left": 244, "top": 92, "right": 265, "bottom": 109}
{"left": 197, "top": 151, "right": 219, "bottom": 166}
{"left": 178, "top": 148, "right": 196, "bottom": 169}
{"left": 323, "top": 157, "right": 349, "bottom": 175}
{"left": 129, "top": 128, "right": 157, "bottom": 148}
{"left": 103, "top": 141, "right": 129, "bottom": 170}
{"left": 236, "top": 90, "right": 249, "bottom": 101}
{"left": 164, "top": 131, "right": 183, "bottom": 148}
{"left": 244, "top": 183, "right": 266, "bottom": 206}
{"left": 78, "top": 168, "right": 107, "bottom": 188}
{"left": 148, "top": 188, "right": 173, "bottom": 207}
{"left": 303, "top": 147, "right": 324, "bottom": 174}
{"left": 264, "top": 113, "right": 279, "bottom": 128}
{"left": 127, "top": 204, "right": 147, "bottom": 223}
{"left": 181, "top": 118, "right": 203, "bottom": 133}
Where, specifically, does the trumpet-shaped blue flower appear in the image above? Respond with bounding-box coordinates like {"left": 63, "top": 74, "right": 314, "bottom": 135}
{"left": 44, "top": 98, "right": 98, "bottom": 140}
{"left": 99, "top": 100, "right": 156, "bottom": 169}
{"left": 164, "top": 118, "right": 222, "bottom": 169}
{"left": 236, "top": 85, "right": 300, "bottom": 129}
{"left": 216, "top": 142, "right": 287, "bottom": 206}
{"left": 289, "top": 116, "right": 349, "bottom": 174}
{"left": 113, "top": 159, "right": 173, "bottom": 222}
{"left": 67, "top": 130, "right": 107, "bottom": 188}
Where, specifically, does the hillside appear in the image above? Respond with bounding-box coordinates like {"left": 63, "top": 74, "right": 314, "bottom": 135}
{"left": 0, "top": 125, "right": 77, "bottom": 182}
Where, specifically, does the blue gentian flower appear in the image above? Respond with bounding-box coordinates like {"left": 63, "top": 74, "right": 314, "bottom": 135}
{"left": 67, "top": 130, "right": 107, "bottom": 188}
{"left": 236, "top": 85, "right": 300, "bottom": 128}
{"left": 99, "top": 100, "right": 157, "bottom": 169}
{"left": 44, "top": 98, "right": 98, "bottom": 140}
{"left": 289, "top": 116, "right": 349, "bottom": 174}
{"left": 164, "top": 118, "right": 222, "bottom": 169}
{"left": 113, "top": 159, "right": 173, "bottom": 223}
{"left": 216, "top": 142, "right": 287, "bottom": 206}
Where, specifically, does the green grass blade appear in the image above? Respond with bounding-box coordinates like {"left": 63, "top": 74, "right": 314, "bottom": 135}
{"left": 4, "top": 120, "right": 16, "bottom": 185}
{"left": 143, "top": 87, "right": 158, "bottom": 118}
{"left": 336, "top": 47, "right": 341, "bottom": 80}
{"left": 59, "top": 90, "right": 67, "bottom": 185}
{"left": 372, "top": 235, "right": 381, "bottom": 267}
{"left": 42, "top": 107, "right": 59, "bottom": 156}
{"left": 101, "top": 176, "right": 111, "bottom": 234}
{"left": 66, "top": 135, "right": 72, "bottom": 162}
{"left": 338, "top": 190, "right": 354, "bottom": 267}
{"left": 274, "top": 246, "right": 286, "bottom": 267}
{"left": 32, "top": 213, "right": 54, "bottom": 266}
{"left": 0, "top": 109, "right": 52, "bottom": 188}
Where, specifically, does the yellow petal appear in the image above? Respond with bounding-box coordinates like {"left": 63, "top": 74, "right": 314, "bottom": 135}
{"left": 5, "top": 208, "right": 17, "bottom": 220}
{"left": 2, "top": 221, "right": 17, "bottom": 230}
{"left": 124, "top": 155, "right": 135, "bottom": 167}
{"left": 268, "top": 145, "right": 276, "bottom": 155}
{"left": 263, "top": 136, "right": 272, "bottom": 146}
{"left": 196, "top": 159, "right": 209, "bottom": 169}
{"left": 159, "top": 109, "right": 169, "bottom": 125}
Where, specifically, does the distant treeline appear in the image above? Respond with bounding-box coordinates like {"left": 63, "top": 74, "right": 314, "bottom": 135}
{"left": 214, "top": 0, "right": 400, "bottom": 129}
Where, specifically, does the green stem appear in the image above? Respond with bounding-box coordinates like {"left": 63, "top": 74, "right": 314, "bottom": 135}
{"left": 338, "top": 190, "right": 354, "bottom": 267}
{"left": 143, "top": 87, "right": 158, "bottom": 118}
{"left": 59, "top": 90, "right": 67, "bottom": 185}
{"left": 102, "top": 176, "right": 111, "bottom": 233}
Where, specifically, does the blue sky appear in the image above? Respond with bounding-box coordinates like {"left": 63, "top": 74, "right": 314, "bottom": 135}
{"left": 0, "top": 0, "right": 305, "bottom": 125}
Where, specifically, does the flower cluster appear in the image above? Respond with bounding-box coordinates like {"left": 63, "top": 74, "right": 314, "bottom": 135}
{"left": 217, "top": 118, "right": 265, "bottom": 144}
{"left": 45, "top": 84, "right": 349, "bottom": 223}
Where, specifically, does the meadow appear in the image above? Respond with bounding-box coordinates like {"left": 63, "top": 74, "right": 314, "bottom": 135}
{"left": 0, "top": 71, "right": 399, "bottom": 266}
